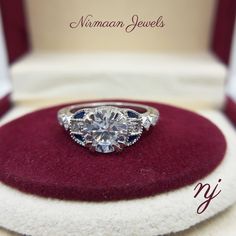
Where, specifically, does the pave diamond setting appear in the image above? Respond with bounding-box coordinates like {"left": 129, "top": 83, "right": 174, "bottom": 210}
{"left": 69, "top": 106, "right": 143, "bottom": 153}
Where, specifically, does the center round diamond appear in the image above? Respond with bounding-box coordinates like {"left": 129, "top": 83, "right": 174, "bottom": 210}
{"left": 82, "top": 107, "right": 128, "bottom": 153}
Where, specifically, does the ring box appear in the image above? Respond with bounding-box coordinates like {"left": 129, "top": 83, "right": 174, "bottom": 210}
{"left": 0, "top": 1, "right": 236, "bottom": 235}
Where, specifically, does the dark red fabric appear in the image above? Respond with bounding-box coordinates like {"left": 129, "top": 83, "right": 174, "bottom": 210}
{"left": 224, "top": 96, "right": 236, "bottom": 126}
{"left": 0, "top": 93, "right": 11, "bottom": 117}
{"left": 0, "top": 0, "right": 30, "bottom": 64}
{"left": 211, "top": 0, "right": 236, "bottom": 64}
{"left": 0, "top": 101, "right": 226, "bottom": 201}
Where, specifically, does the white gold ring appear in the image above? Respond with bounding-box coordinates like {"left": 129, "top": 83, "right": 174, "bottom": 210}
{"left": 57, "top": 102, "right": 159, "bottom": 153}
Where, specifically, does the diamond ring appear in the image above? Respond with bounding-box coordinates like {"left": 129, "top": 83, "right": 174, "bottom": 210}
{"left": 57, "top": 102, "right": 159, "bottom": 153}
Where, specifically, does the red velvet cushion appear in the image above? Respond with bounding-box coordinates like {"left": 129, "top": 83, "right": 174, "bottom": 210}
{"left": 0, "top": 100, "right": 226, "bottom": 201}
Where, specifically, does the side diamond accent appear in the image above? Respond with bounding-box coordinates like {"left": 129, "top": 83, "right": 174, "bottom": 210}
{"left": 142, "top": 114, "right": 159, "bottom": 130}
{"left": 58, "top": 115, "right": 70, "bottom": 130}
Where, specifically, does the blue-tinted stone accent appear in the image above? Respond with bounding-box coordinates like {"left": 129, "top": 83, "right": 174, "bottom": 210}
{"left": 127, "top": 111, "right": 139, "bottom": 118}
{"left": 128, "top": 135, "right": 139, "bottom": 143}
{"left": 74, "top": 111, "right": 85, "bottom": 119}
{"left": 74, "top": 134, "right": 84, "bottom": 142}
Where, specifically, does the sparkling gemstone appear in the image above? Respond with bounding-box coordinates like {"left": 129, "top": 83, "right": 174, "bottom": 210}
{"left": 70, "top": 120, "right": 82, "bottom": 133}
{"left": 150, "top": 115, "right": 158, "bottom": 126}
{"left": 142, "top": 117, "right": 152, "bottom": 130}
{"left": 81, "top": 107, "right": 129, "bottom": 153}
{"left": 129, "top": 120, "right": 142, "bottom": 135}
{"left": 58, "top": 115, "right": 70, "bottom": 130}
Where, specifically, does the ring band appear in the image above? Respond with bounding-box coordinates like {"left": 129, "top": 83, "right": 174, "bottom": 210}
{"left": 58, "top": 102, "right": 159, "bottom": 153}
